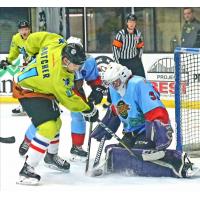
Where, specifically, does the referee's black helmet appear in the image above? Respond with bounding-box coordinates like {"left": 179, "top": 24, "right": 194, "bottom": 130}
{"left": 125, "top": 13, "right": 137, "bottom": 22}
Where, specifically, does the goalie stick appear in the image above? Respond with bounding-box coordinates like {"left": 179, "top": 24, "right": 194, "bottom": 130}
{"left": 0, "top": 136, "right": 15, "bottom": 144}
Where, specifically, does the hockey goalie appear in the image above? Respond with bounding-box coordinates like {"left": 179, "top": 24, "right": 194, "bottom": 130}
{"left": 91, "top": 62, "right": 200, "bottom": 178}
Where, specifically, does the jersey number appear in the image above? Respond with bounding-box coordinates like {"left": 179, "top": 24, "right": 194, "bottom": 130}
{"left": 18, "top": 67, "right": 38, "bottom": 82}
{"left": 149, "top": 91, "right": 160, "bottom": 100}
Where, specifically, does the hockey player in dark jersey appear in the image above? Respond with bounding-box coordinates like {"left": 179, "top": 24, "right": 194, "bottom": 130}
{"left": 91, "top": 62, "right": 200, "bottom": 178}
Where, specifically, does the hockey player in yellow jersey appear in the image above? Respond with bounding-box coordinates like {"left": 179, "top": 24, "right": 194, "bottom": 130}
{"left": 15, "top": 39, "right": 99, "bottom": 185}
{"left": 24, "top": 31, "right": 66, "bottom": 57}
{"left": 0, "top": 20, "right": 31, "bottom": 66}
{"left": 0, "top": 20, "right": 31, "bottom": 116}
{"left": 18, "top": 33, "right": 105, "bottom": 161}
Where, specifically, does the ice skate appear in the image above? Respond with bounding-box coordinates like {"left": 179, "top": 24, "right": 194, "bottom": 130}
{"left": 181, "top": 154, "right": 200, "bottom": 178}
{"left": 12, "top": 105, "right": 27, "bottom": 116}
{"left": 44, "top": 152, "right": 70, "bottom": 172}
{"left": 19, "top": 139, "right": 30, "bottom": 156}
{"left": 70, "top": 145, "right": 88, "bottom": 162}
{"left": 17, "top": 162, "right": 40, "bottom": 185}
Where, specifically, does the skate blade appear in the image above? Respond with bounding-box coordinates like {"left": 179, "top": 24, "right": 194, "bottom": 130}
{"left": 87, "top": 159, "right": 107, "bottom": 177}
{"left": 70, "top": 154, "right": 87, "bottom": 163}
{"left": 88, "top": 168, "right": 104, "bottom": 177}
{"left": 186, "top": 166, "right": 200, "bottom": 177}
{"left": 16, "top": 176, "right": 40, "bottom": 186}
{"left": 44, "top": 163, "right": 70, "bottom": 173}
{"left": 12, "top": 112, "right": 27, "bottom": 116}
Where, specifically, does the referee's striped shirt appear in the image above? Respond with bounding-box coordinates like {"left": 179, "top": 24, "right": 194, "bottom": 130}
{"left": 112, "top": 28, "right": 144, "bottom": 63}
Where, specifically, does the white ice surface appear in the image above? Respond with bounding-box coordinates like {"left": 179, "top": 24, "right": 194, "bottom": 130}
{"left": 0, "top": 104, "right": 200, "bottom": 199}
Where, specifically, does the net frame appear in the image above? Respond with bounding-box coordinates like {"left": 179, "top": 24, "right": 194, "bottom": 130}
{"left": 175, "top": 47, "right": 200, "bottom": 155}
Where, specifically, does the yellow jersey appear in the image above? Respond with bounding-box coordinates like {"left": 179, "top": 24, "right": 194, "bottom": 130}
{"left": 14, "top": 42, "right": 90, "bottom": 112}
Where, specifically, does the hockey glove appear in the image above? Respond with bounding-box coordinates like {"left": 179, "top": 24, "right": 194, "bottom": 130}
{"left": 91, "top": 108, "right": 121, "bottom": 142}
{"left": 88, "top": 85, "right": 106, "bottom": 105}
{"left": 145, "top": 120, "right": 173, "bottom": 151}
{"left": 82, "top": 103, "right": 99, "bottom": 122}
{"left": 0, "top": 59, "right": 10, "bottom": 70}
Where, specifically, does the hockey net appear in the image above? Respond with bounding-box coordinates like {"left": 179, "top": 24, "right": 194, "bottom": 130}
{"left": 175, "top": 47, "right": 200, "bottom": 156}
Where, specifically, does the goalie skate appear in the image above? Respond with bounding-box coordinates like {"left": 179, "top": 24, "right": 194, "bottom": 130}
{"left": 181, "top": 155, "right": 200, "bottom": 178}
{"left": 70, "top": 145, "right": 88, "bottom": 162}
{"left": 17, "top": 162, "right": 40, "bottom": 185}
{"left": 185, "top": 165, "right": 200, "bottom": 177}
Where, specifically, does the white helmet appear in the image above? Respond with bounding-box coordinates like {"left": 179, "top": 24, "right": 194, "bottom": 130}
{"left": 103, "top": 62, "right": 132, "bottom": 96}
{"left": 67, "top": 36, "right": 83, "bottom": 48}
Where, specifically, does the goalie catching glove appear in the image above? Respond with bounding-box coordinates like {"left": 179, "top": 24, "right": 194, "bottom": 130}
{"left": 82, "top": 103, "right": 99, "bottom": 122}
{"left": 88, "top": 85, "right": 106, "bottom": 105}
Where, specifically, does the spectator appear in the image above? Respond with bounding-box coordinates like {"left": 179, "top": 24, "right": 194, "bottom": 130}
{"left": 181, "top": 7, "right": 200, "bottom": 48}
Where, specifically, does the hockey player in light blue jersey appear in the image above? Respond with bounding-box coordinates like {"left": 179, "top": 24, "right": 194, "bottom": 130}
{"left": 91, "top": 62, "right": 199, "bottom": 178}
{"left": 19, "top": 55, "right": 105, "bottom": 161}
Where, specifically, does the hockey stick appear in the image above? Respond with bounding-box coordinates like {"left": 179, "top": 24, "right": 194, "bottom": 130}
{"left": 85, "top": 122, "right": 93, "bottom": 173}
{"left": 93, "top": 136, "right": 106, "bottom": 168}
{"left": 97, "top": 119, "right": 165, "bottom": 161}
{"left": 87, "top": 136, "right": 107, "bottom": 177}
{"left": 0, "top": 136, "right": 15, "bottom": 144}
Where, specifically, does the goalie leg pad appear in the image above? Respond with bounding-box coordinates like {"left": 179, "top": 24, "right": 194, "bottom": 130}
{"left": 105, "top": 146, "right": 184, "bottom": 178}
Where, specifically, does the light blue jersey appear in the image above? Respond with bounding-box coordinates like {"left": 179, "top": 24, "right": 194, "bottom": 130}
{"left": 110, "top": 76, "right": 164, "bottom": 133}
{"left": 75, "top": 56, "right": 99, "bottom": 81}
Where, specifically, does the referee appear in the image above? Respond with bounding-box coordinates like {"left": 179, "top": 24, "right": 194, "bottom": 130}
{"left": 112, "top": 13, "right": 145, "bottom": 78}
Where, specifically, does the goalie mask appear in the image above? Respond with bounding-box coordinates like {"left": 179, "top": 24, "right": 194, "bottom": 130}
{"left": 103, "top": 62, "right": 132, "bottom": 96}
{"left": 62, "top": 43, "right": 86, "bottom": 66}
